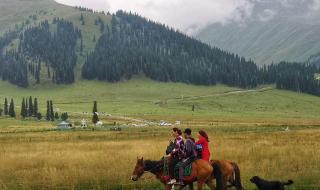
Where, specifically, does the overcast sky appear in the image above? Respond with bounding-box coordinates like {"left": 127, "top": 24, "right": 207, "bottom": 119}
{"left": 55, "top": 0, "right": 320, "bottom": 35}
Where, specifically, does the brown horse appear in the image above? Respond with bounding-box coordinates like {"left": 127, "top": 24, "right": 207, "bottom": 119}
{"left": 210, "top": 160, "right": 244, "bottom": 190}
{"left": 131, "top": 157, "right": 224, "bottom": 190}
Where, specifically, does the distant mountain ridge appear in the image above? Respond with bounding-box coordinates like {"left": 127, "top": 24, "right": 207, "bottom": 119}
{"left": 197, "top": 0, "right": 320, "bottom": 65}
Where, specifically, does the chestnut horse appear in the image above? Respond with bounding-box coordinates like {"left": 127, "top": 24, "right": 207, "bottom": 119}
{"left": 210, "top": 160, "right": 244, "bottom": 190}
{"left": 131, "top": 157, "right": 224, "bottom": 190}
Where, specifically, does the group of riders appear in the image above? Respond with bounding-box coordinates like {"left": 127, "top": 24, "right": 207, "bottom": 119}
{"left": 167, "top": 127, "right": 211, "bottom": 186}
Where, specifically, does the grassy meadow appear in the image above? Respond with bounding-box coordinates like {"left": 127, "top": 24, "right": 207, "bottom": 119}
{"left": 0, "top": 78, "right": 320, "bottom": 189}
{"left": 0, "top": 123, "right": 320, "bottom": 190}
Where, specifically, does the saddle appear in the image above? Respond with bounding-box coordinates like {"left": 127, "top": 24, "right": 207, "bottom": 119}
{"left": 174, "top": 161, "right": 193, "bottom": 177}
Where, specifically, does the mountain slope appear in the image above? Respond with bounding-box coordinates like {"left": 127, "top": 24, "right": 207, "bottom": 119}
{"left": 197, "top": 0, "right": 320, "bottom": 65}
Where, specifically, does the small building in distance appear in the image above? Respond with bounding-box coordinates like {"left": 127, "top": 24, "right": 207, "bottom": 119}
{"left": 57, "top": 121, "right": 73, "bottom": 129}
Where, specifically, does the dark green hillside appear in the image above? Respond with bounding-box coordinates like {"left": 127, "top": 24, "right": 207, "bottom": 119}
{"left": 82, "top": 11, "right": 260, "bottom": 88}
{"left": 0, "top": 0, "right": 319, "bottom": 97}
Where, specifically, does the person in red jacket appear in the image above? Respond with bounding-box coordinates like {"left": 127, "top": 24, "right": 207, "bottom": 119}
{"left": 195, "top": 130, "right": 211, "bottom": 162}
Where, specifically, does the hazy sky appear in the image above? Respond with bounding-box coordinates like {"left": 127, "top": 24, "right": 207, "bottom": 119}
{"left": 55, "top": 0, "right": 320, "bottom": 35}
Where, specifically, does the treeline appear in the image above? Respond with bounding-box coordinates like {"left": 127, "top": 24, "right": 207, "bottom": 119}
{"left": 19, "top": 19, "right": 81, "bottom": 84}
{"left": 0, "top": 97, "right": 69, "bottom": 121}
{"left": 74, "top": 6, "right": 111, "bottom": 15}
{"left": 0, "top": 98, "right": 16, "bottom": 117}
{"left": 260, "top": 62, "right": 320, "bottom": 96}
{"left": 82, "top": 11, "right": 260, "bottom": 88}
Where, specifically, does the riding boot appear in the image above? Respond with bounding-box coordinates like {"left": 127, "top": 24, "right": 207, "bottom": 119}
{"left": 179, "top": 166, "right": 184, "bottom": 185}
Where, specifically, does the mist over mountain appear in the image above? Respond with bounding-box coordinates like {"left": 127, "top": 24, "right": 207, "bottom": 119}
{"left": 197, "top": 0, "right": 320, "bottom": 65}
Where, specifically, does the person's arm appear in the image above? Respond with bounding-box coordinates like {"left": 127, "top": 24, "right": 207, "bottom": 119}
{"left": 171, "top": 139, "right": 181, "bottom": 154}
{"left": 196, "top": 137, "right": 205, "bottom": 145}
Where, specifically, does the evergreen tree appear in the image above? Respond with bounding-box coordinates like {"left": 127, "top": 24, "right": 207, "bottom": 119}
{"left": 80, "top": 13, "right": 84, "bottom": 21}
{"left": 92, "top": 112, "right": 99, "bottom": 125}
{"left": 9, "top": 99, "right": 16, "bottom": 118}
{"left": 61, "top": 112, "right": 69, "bottom": 121}
{"left": 33, "top": 98, "right": 38, "bottom": 117}
{"left": 25, "top": 97, "right": 29, "bottom": 114}
{"left": 50, "top": 100, "right": 54, "bottom": 121}
{"left": 36, "top": 113, "right": 42, "bottom": 120}
{"left": 21, "top": 98, "right": 26, "bottom": 118}
{"left": 80, "top": 37, "right": 83, "bottom": 53}
{"left": 46, "top": 101, "right": 50, "bottom": 121}
{"left": 4, "top": 98, "right": 8, "bottom": 115}
{"left": 28, "top": 96, "right": 33, "bottom": 117}
{"left": 54, "top": 112, "right": 59, "bottom": 120}
{"left": 93, "top": 101, "right": 98, "bottom": 113}
{"left": 92, "top": 101, "right": 99, "bottom": 124}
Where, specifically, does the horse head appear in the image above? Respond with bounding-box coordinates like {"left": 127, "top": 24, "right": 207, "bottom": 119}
{"left": 131, "top": 157, "right": 144, "bottom": 181}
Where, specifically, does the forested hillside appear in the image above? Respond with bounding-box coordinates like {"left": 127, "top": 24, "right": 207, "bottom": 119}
{"left": 0, "top": 0, "right": 319, "bottom": 97}
{"left": 82, "top": 11, "right": 259, "bottom": 88}
{"left": 20, "top": 19, "right": 81, "bottom": 84}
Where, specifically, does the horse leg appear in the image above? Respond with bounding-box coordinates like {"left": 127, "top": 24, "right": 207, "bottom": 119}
{"left": 197, "top": 181, "right": 205, "bottom": 190}
{"left": 188, "top": 183, "right": 194, "bottom": 190}
{"left": 206, "top": 179, "right": 216, "bottom": 190}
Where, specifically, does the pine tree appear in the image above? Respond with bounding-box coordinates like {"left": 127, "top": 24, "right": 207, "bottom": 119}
{"left": 33, "top": 98, "right": 38, "bottom": 116}
{"left": 36, "top": 113, "right": 42, "bottom": 120}
{"left": 4, "top": 98, "right": 8, "bottom": 115}
{"left": 80, "top": 37, "right": 83, "bottom": 53}
{"left": 80, "top": 13, "right": 84, "bottom": 21}
{"left": 61, "top": 112, "right": 69, "bottom": 121}
{"left": 92, "top": 112, "right": 99, "bottom": 125}
{"left": 25, "top": 97, "right": 29, "bottom": 114}
{"left": 93, "top": 101, "right": 98, "bottom": 113}
{"left": 92, "top": 101, "right": 99, "bottom": 124}
{"left": 46, "top": 101, "right": 50, "bottom": 121}
{"left": 9, "top": 99, "right": 16, "bottom": 118}
{"left": 50, "top": 100, "right": 54, "bottom": 121}
{"left": 21, "top": 98, "right": 26, "bottom": 118}
{"left": 54, "top": 112, "right": 59, "bottom": 120}
{"left": 28, "top": 96, "right": 33, "bottom": 117}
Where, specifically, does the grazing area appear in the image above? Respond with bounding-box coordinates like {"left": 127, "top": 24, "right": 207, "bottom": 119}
{"left": 0, "top": 120, "right": 320, "bottom": 190}
{"left": 0, "top": 78, "right": 320, "bottom": 189}
{"left": 1, "top": 1, "right": 320, "bottom": 190}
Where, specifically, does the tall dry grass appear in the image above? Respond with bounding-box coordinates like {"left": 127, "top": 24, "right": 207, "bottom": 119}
{"left": 0, "top": 127, "right": 319, "bottom": 189}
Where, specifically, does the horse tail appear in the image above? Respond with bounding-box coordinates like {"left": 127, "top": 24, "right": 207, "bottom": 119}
{"left": 231, "top": 162, "right": 243, "bottom": 190}
{"left": 213, "top": 162, "right": 224, "bottom": 190}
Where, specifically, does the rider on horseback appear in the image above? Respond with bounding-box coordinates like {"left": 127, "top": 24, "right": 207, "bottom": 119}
{"left": 177, "top": 128, "right": 197, "bottom": 185}
{"left": 168, "top": 127, "right": 184, "bottom": 185}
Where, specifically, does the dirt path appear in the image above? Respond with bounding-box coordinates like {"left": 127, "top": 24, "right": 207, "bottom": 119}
{"left": 164, "top": 87, "right": 273, "bottom": 102}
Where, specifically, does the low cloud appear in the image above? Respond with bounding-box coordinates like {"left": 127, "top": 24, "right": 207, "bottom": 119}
{"left": 55, "top": 0, "right": 320, "bottom": 35}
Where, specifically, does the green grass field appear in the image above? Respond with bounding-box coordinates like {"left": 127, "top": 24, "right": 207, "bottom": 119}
{"left": 1, "top": 77, "right": 320, "bottom": 121}
{"left": 1, "top": 0, "right": 320, "bottom": 189}
{"left": 0, "top": 78, "right": 320, "bottom": 190}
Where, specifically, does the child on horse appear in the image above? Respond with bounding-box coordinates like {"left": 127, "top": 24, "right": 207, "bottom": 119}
{"left": 196, "top": 130, "right": 211, "bottom": 162}
{"left": 168, "top": 127, "right": 185, "bottom": 185}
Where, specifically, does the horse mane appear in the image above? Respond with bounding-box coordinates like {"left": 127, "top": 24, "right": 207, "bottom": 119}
{"left": 144, "top": 159, "right": 164, "bottom": 173}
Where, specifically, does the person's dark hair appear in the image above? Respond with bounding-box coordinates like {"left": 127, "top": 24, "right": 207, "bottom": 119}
{"left": 173, "top": 127, "right": 182, "bottom": 135}
{"left": 184, "top": 128, "right": 192, "bottom": 135}
{"left": 199, "top": 130, "right": 209, "bottom": 142}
